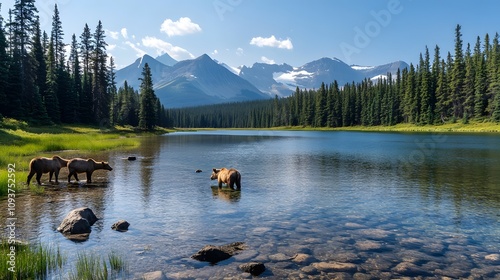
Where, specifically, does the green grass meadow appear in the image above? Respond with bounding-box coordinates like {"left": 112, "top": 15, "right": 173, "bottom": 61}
{"left": 0, "top": 119, "right": 143, "bottom": 196}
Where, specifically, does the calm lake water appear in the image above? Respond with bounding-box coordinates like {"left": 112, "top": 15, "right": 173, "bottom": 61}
{"left": 2, "top": 130, "right": 500, "bottom": 279}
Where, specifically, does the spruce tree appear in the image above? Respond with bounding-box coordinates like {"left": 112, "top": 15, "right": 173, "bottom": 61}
{"left": 139, "top": 63, "right": 158, "bottom": 130}
{"left": 29, "top": 17, "right": 49, "bottom": 123}
{"left": 51, "top": 4, "right": 65, "bottom": 64}
{"left": 474, "top": 36, "right": 487, "bottom": 118}
{"left": 91, "top": 20, "right": 109, "bottom": 123}
{"left": 108, "top": 56, "right": 118, "bottom": 125}
{"left": 451, "top": 24, "right": 465, "bottom": 119}
{"left": 45, "top": 41, "right": 60, "bottom": 123}
{"left": 0, "top": 7, "right": 9, "bottom": 117}
{"left": 69, "top": 34, "right": 81, "bottom": 122}
{"left": 463, "top": 43, "right": 476, "bottom": 118}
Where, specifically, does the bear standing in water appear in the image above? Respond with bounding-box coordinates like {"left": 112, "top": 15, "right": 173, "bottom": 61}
{"left": 27, "top": 155, "right": 69, "bottom": 185}
{"left": 67, "top": 158, "right": 113, "bottom": 183}
{"left": 211, "top": 168, "right": 241, "bottom": 190}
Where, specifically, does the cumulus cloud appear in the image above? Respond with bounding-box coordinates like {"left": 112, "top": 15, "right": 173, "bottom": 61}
{"left": 125, "top": 41, "right": 147, "bottom": 57}
{"left": 261, "top": 56, "right": 276, "bottom": 64}
{"left": 142, "top": 36, "right": 195, "bottom": 60}
{"left": 121, "top": 28, "right": 128, "bottom": 39}
{"left": 250, "top": 35, "right": 293, "bottom": 50}
{"left": 160, "top": 17, "right": 202, "bottom": 37}
{"left": 236, "top": 47, "right": 244, "bottom": 56}
{"left": 106, "top": 29, "right": 119, "bottom": 40}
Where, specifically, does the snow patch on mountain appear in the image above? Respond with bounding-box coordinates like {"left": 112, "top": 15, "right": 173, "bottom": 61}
{"left": 274, "top": 70, "right": 314, "bottom": 86}
{"left": 351, "top": 65, "right": 375, "bottom": 70}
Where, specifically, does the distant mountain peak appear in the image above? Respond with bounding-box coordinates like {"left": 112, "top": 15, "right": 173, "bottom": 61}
{"left": 155, "top": 52, "right": 177, "bottom": 66}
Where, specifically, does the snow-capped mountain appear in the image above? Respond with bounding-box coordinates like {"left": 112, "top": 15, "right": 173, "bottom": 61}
{"left": 239, "top": 58, "right": 409, "bottom": 96}
{"left": 116, "top": 54, "right": 409, "bottom": 108}
{"left": 116, "top": 54, "right": 267, "bottom": 108}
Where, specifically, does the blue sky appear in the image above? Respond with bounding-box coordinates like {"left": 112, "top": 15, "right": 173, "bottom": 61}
{"left": 2, "top": 0, "right": 500, "bottom": 69}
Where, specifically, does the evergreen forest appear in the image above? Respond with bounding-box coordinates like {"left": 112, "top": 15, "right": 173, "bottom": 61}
{"left": 0, "top": 1, "right": 164, "bottom": 130}
{"left": 1, "top": 1, "right": 499, "bottom": 130}
{"left": 168, "top": 25, "right": 500, "bottom": 128}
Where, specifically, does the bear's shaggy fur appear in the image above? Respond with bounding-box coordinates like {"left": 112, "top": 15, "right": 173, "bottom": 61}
{"left": 67, "top": 158, "right": 113, "bottom": 183}
{"left": 211, "top": 168, "right": 241, "bottom": 190}
{"left": 27, "top": 155, "right": 69, "bottom": 185}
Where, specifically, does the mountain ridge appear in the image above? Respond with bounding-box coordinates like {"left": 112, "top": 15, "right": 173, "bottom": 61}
{"left": 115, "top": 54, "right": 409, "bottom": 108}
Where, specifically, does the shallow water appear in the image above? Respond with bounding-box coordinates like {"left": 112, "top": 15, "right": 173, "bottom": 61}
{"left": 2, "top": 130, "right": 500, "bottom": 279}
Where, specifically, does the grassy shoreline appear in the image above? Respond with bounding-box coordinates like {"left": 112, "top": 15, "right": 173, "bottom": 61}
{"left": 273, "top": 122, "right": 500, "bottom": 133}
{"left": 178, "top": 121, "right": 500, "bottom": 133}
{"left": 0, "top": 118, "right": 170, "bottom": 196}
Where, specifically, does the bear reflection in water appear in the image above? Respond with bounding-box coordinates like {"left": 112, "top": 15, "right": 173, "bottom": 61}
{"left": 211, "top": 186, "right": 241, "bottom": 202}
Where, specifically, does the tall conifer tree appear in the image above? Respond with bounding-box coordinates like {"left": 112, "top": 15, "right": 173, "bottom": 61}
{"left": 139, "top": 63, "right": 158, "bottom": 130}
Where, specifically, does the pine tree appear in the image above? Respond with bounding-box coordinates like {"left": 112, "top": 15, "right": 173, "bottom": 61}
{"left": 69, "top": 33, "right": 81, "bottom": 122}
{"left": 451, "top": 24, "right": 465, "bottom": 119}
{"left": 419, "top": 47, "right": 433, "bottom": 124}
{"left": 29, "top": 17, "right": 49, "bottom": 123}
{"left": 0, "top": 7, "right": 9, "bottom": 117}
{"left": 108, "top": 56, "right": 119, "bottom": 125}
{"left": 91, "top": 20, "right": 109, "bottom": 123}
{"left": 486, "top": 33, "right": 500, "bottom": 117}
{"left": 474, "top": 36, "right": 488, "bottom": 118}
{"left": 79, "top": 24, "right": 93, "bottom": 123}
{"left": 50, "top": 4, "right": 65, "bottom": 64}
{"left": 139, "top": 63, "right": 158, "bottom": 130}
{"left": 314, "top": 82, "right": 327, "bottom": 127}
{"left": 45, "top": 41, "right": 60, "bottom": 123}
{"left": 463, "top": 43, "right": 476, "bottom": 118}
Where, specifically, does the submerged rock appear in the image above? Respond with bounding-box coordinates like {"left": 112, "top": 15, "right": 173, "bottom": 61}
{"left": 195, "top": 169, "right": 202, "bottom": 173}
{"left": 111, "top": 220, "right": 130, "bottom": 232}
{"left": 127, "top": 156, "right": 137, "bottom": 161}
{"left": 191, "top": 242, "right": 246, "bottom": 264}
{"left": 312, "top": 261, "right": 357, "bottom": 273}
{"left": 57, "top": 207, "right": 98, "bottom": 236}
{"left": 142, "top": 271, "right": 167, "bottom": 280}
{"left": 239, "top": 262, "right": 266, "bottom": 276}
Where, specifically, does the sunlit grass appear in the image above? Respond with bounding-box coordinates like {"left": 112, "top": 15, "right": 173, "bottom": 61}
{"left": 68, "top": 251, "right": 128, "bottom": 280}
{"left": 0, "top": 119, "right": 147, "bottom": 196}
{"left": 0, "top": 241, "right": 65, "bottom": 280}
{"left": 272, "top": 120, "right": 500, "bottom": 133}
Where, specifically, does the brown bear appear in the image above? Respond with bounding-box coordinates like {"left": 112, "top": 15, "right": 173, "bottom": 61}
{"left": 211, "top": 168, "right": 241, "bottom": 190}
{"left": 27, "top": 155, "right": 69, "bottom": 185}
{"left": 67, "top": 158, "right": 113, "bottom": 183}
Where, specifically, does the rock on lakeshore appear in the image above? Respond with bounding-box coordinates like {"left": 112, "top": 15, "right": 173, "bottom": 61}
{"left": 191, "top": 242, "right": 247, "bottom": 264}
{"left": 239, "top": 262, "right": 266, "bottom": 276}
{"left": 57, "top": 207, "right": 98, "bottom": 235}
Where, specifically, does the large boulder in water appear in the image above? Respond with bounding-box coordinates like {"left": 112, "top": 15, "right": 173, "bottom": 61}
{"left": 57, "top": 207, "right": 98, "bottom": 235}
{"left": 191, "top": 242, "right": 247, "bottom": 264}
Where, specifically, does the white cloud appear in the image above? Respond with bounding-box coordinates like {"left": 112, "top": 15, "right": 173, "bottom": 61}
{"left": 261, "top": 56, "right": 276, "bottom": 64}
{"left": 250, "top": 35, "right": 293, "bottom": 50}
{"left": 125, "top": 41, "right": 147, "bottom": 57}
{"left": 236, "top": 47, "right": 244, "bottom": 56}
{"left": 142, "top": 36, "right": 195, "bottom": 60}
{"left": 121, "top": 28, "right": 128, "bottom": 39}
{"left": 106, "top": 29, "right": 119, "bottom": 40}
{"left": 212, "top": 49, "right": 218, "bottom": 55}
{"left": 108, "top": 44, "right": 117, "bottom": 51}
{"left": 160, "top": 17, "right": 202, "bottom": 37}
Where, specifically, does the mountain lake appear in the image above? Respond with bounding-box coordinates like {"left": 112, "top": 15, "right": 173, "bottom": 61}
{"left": 2, "top": 130, "right": 500, "bottom": 279}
